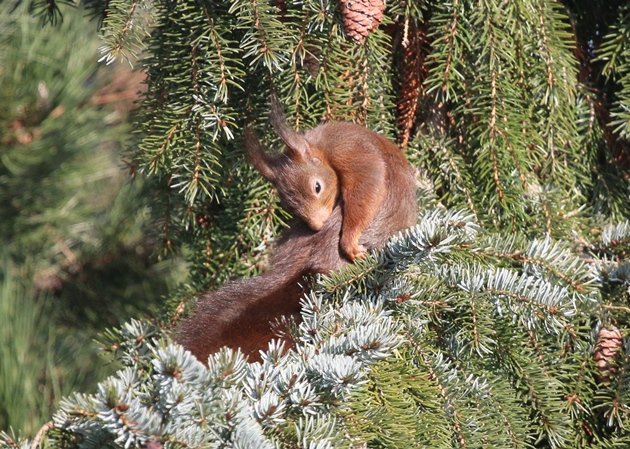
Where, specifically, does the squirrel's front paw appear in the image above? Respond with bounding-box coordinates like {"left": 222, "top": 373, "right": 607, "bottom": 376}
{"left": 341, "top": 239, "right": 367, "bottom": 262}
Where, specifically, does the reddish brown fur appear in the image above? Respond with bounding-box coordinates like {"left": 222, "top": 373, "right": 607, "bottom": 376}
{"left": 257, "top": 99, "right": 407, "bottom": 261}
{"left": 304, "top": 123, "right": 392, "bottom": 260}
{"left": 176, "top": 119, "right": 417, "bottom": 363}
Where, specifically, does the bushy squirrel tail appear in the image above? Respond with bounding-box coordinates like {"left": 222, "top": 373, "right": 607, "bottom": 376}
{"left": 176, "top": 209, "right": 358, "bottom": 362}
{"left": 175, "top": 261, "right": 308, "bottom": 362}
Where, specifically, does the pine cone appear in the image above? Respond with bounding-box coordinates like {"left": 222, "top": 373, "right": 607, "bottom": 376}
{"left": 396, "top": 20, "right": 429, "bottom": 147}
{"left": 594, "top": 325, "right": 623, "bottom": 383}
{"left": 339, "top": 0, "right": 385, "bottom": 43}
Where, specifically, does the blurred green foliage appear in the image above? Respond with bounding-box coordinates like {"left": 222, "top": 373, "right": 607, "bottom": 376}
{"left": 0, "top": 2, "right": 184, "bottom": 436}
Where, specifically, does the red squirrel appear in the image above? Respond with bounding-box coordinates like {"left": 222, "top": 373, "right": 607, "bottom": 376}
{"left": 249, "top": 97, "right": 391, "bottom": 261}
{"left": 176, "top": 101, "right": 417, "bottom": 361}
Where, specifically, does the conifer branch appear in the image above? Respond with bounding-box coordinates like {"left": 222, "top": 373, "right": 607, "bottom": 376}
{"left": 424, "top": 137, "right": 479, "bottom": 219}
{"left": 411, "top": 347, "right": 468, "bottom": 449}
{"left": 231, "top": 0, "right": 289, "bottom": 72}
{"left": 426, "top": 0, "right": 464, "bottom": 101}
{"left": 478, "top": 235, "right": 596, "bottom": 294}
{"left": 99, "top": 0, "right": 153, "bottom": 65}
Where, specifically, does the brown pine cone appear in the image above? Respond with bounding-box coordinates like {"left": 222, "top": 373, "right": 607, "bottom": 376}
{"left": 339, "top": 0, "right": 385, "bottom": 43}
{"left": 594, "top": 325, "right": 624, "bottom": 383}
{"left": 396, "top": 20, "right": 429, "bottom": 147}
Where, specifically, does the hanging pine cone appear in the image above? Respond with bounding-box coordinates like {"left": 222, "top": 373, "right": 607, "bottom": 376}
{"left": 339, "top": 0, "right": 385, "bottom": 43}
{"left": 594, "top": 325, "right": 624, "bottom": 383}
{"left": 396, "top": 19, "right": 429, "bottom": 148}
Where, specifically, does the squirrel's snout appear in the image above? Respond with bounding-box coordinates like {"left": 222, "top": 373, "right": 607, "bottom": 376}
{"left": 306, "top": 218, "right": 325, "bottom": 231}
{"left": 305, "top": 208, "right": 333, "bottom": 231}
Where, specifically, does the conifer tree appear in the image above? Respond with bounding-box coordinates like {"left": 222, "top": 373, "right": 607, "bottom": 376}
{"left": 75, "top": 0, "right": 629, "bottom": 285}
{"left": 2, "top": 0, "right": 630, "bottom": 448}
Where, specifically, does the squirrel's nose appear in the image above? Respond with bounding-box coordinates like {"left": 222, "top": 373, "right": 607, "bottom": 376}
{"left": 306, "top": 218, "right": 324, "bottom": 231}
{"left": 305, "top": 208, "right": 332, "bottom": 231}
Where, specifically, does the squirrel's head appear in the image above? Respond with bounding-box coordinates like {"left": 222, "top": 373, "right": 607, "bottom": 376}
{"left": 245, "top": 127, "right": 338, "bottom": 231}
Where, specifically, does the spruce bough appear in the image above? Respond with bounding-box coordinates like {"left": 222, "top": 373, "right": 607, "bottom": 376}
{"left": 2, "top": 209, "right": 630, "bottom": 448}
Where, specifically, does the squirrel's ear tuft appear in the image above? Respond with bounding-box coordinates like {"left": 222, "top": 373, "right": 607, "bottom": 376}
{"left": 269, "top": 95, "right": 310, "bottom": 159}
{"left": 244, "top": 127, "right": 276, "bottom": 181}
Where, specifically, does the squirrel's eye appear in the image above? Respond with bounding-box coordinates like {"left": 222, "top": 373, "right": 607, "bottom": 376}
{"left": 315, "top": 181, "right": 322, "bottom": 194}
